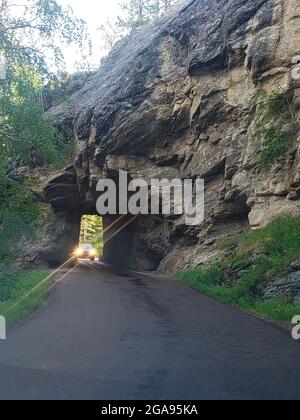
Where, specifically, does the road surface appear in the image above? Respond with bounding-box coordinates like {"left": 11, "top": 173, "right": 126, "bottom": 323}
{"left": 0, "top": 262, "right": 299, "bottom": 400}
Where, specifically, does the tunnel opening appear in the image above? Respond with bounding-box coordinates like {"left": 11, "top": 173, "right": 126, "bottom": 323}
{"left": 48, "top": 209, "right": 166, "bottom": 271}
{"left": 77, "top": 213, "right": 140, "bottom": 269}
{"left": 80, "top": 213, "right": 167, "bottom": 271}
{"left": 43, "top": 167, "right": 170, "bottom": 271}
{"left": 78, "top": 215, "right": 104, "bottom": 260}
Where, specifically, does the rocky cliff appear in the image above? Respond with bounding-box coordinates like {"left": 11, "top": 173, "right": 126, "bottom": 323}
{"left": 42, "top": 0, "right": 300, "bottom": 272}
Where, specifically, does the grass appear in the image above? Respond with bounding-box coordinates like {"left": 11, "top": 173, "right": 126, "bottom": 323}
{"left": 0, "top": 269, "right": 50, "bottom": 326}
{"left": 251, "top": 90, "right": 297, "bottom": 169}
{"left": 174, "top": 216, "right": 300, "bottom": 323}
{"left": 174, "top": 269, "right": 300, "bottom": 322}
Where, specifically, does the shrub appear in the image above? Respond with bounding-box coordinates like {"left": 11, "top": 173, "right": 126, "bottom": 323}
{"left": 251, "top": 90, "right": 297, "bottom": 168}
{"left": 0, "top": 270, "right": 50, "bottom": 325}
{"left": 174, "top": 216, "right": 300, "bottom": 322}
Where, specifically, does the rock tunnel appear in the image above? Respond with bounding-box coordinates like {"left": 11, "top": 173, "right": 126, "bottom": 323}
{"left": 39, "top": 0, "right": 300, "bottom": 274}
{"left": 43, "top": 166, "right": 170, "bottom": 271}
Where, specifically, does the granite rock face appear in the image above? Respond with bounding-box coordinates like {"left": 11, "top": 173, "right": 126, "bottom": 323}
{"left": 43, "top": 0, "right": 300, "bottom": 272}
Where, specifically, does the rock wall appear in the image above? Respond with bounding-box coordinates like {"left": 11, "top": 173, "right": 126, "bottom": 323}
{"left": 44, "top": 0, "right": 300, "bottom": 272}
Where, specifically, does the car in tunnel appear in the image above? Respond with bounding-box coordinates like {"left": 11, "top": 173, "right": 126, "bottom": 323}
{"left": 74, "top": 244, "right": 96, "bottom": 261}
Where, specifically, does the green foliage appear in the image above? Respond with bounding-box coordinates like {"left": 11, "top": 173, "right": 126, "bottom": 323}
{"left": 118, "top": 0, "right": 161, "bottom": 30}
{"left": 0, "top": 269, "right": 50, "bottom": 325}
{"left": 259, "top": 129, "right": 294, "bottom": 168}
{"left": 0, "top": 69, "right": 73, "bottom": 272}
{"left": 80, "top": 215, "right": 104, "bottom": 255}
{"left": 249, "top": 298, "right": 300, "bottom": 322}
{"left": 0, "top": 177, "right": 40, "bottom": 268}
{"left": 176, "top": 265, "right": 222, "bottom": 289}
{"left": 0, "top": 1, "right": 92, "bottom": 326}
{"left": 220, "top": 235, "right": 240, "bottom": 250}
{"left": 0, "top": 1, "right": 87, "bottom": 294}
{"left": 175, "top": 269, "right": 300, "bottom": 322}
{"left": 0, "top": 67, "right": 74, "bottom": 168}
{"left": 251, "top": 90, "right": 297, "bottom": 168}
{"left": 238, "top": 216, "right": 300, "bottom": 273}
{"left": 175, "top": 216, "right": 300, "bottom": 322}
{"left": 0, "top": 0, "right": 89, "bottom": 72}
{"left": 119, "top": 0, "right": 179, "bottom": 30}
{"left": 175, "top": 266, "right": 236, "bottom": 305}
{"left": 0, "top": 0, "right": 88, "bottom": 169}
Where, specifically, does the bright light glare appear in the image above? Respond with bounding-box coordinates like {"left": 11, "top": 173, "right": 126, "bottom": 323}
{"left": 76, "top": 248, "right": 83, "bottom": 257}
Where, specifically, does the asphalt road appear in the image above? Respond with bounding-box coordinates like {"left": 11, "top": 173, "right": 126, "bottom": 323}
{"left": 0, "top": 262, "right": 299, "bottom": 400}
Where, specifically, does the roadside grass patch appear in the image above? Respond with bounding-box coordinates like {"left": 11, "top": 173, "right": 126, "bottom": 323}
{"left": 174, "top": 216, "right": 300, "bottom": 323}
{"left": 174, "top": 269, "right": 300, "bottom": 322}
{"left": 0, "top": 270, "right": 50, "bottom": 325}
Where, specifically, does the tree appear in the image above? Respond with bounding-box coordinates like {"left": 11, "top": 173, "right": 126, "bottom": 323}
{"left": 80, "top": 216, "right": 103, "bottom": 255}
{"left": 99, "top": 0, "right": 179, "bottom": 51}
{"left": 118, "top": 0, "right": 179, "bottom": 30}
{"left": 117, "top": 0, "right": 160, "bottom": 30}
{"left": 0, "top": 1, "right": 90, "bottom": 267}
{"left": 0, "top": 0, "right": 90, "bottom": 167}
{"left": 0, "top": 0, "right": 89, "bottom": 72}
{"left": 98, "top": 18, "right": 124, "bottom": 52}
{"left": 0, "top": 67, "right": 74, "bottom": 168}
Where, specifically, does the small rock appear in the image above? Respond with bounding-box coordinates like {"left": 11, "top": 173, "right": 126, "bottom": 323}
{"left": 203, "top": 238, "right": 216, "bottom": 247}
{"left": 289, "top": 259, "right": 300, "bottom": 272}
{"left": 248, "top": 250, "right": 264, "bottom": 265}
{"left": 209, "top": 131, "right": 222, "bottom": 145}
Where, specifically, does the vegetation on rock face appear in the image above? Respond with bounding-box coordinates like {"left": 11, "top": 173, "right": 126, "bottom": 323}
{"left": 175, "top": 216, "right": 300, "bottom": 322}
{"left": 251, "top": 90, "right": 297, "bottom": 168}
{"left": 161, "top": 42, "right": 171, "bottom": 77}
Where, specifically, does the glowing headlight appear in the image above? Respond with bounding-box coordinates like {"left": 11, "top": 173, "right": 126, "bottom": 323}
{"left": 89, "top": 249, "right": 96, "bottom": 256}
{"left": 76, "top": 248, "right": 83, "bottom": 257}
